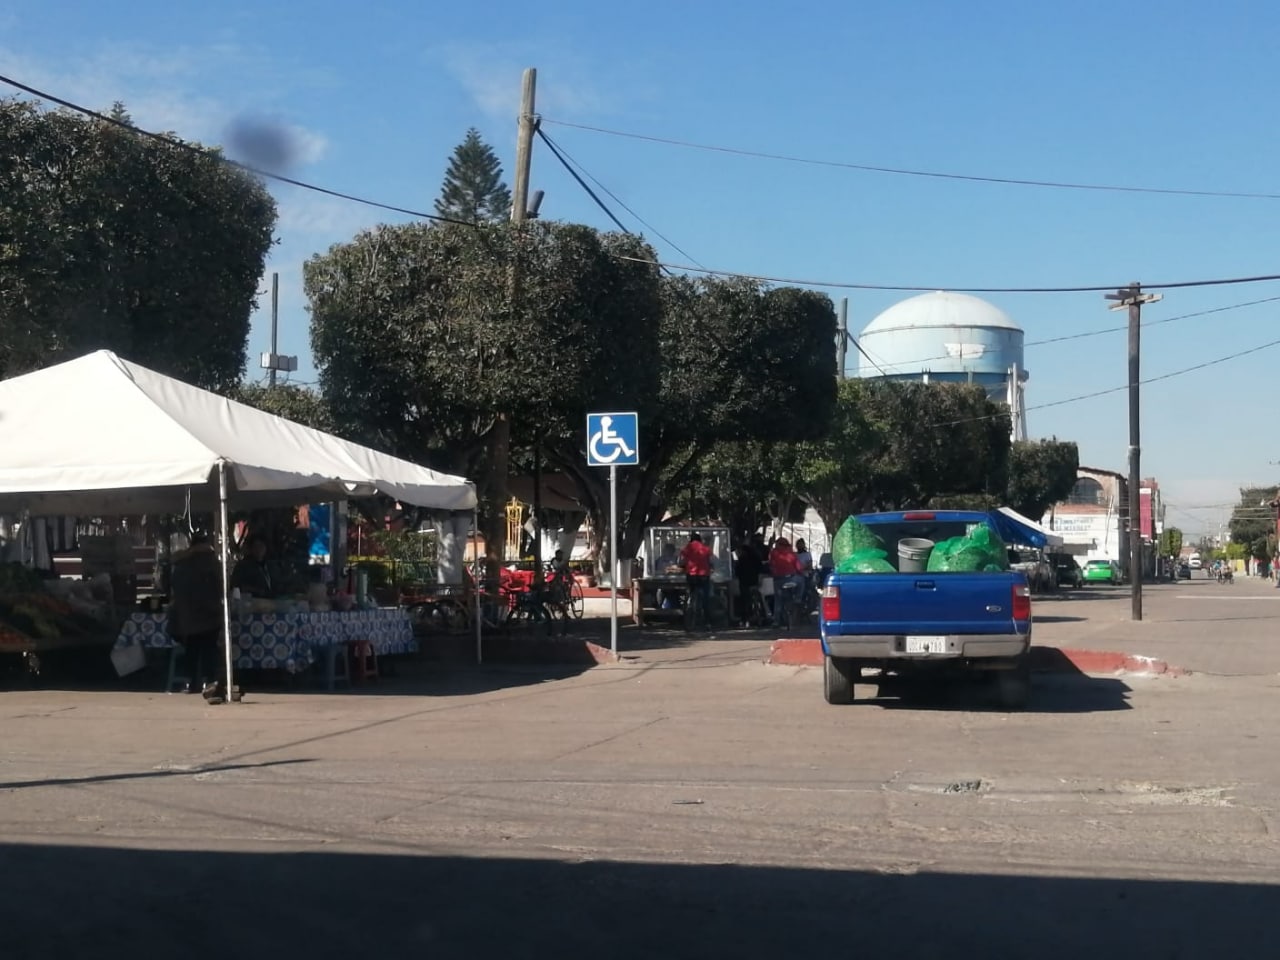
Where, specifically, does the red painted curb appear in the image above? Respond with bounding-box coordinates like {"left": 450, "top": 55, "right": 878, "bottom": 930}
{"left": 768, "top": 638, "right": 826, "bottom": 667}
{"left": 766, "top": 638, "right": 1187, "bottom": 677}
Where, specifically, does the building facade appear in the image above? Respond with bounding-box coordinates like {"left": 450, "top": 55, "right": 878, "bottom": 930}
{"left": 1043, "top": 467, "right": 1131, "bottom": 572}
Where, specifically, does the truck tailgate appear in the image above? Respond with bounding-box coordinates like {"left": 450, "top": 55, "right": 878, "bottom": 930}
{"left": 824, "top": 572, "right": 1025, "bottom": 636}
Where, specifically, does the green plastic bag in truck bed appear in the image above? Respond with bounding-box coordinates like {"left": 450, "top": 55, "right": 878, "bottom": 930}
{"left": 835, "top": 548, "right": 896, "bottom": 574}
{"left": 926, "top": 523, "right": 1009, "bottom": 573}
{"left": 831, "top": 516, "right": 885, "bottom": 568}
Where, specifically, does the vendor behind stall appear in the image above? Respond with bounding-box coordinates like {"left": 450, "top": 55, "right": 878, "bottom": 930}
{"left": 231, "top": 533, "right": 277, "bottom": 599}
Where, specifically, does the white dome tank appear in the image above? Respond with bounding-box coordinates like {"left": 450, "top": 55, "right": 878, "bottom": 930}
{"left": 856, "top": 291, "right": 1025, "bottom": 385}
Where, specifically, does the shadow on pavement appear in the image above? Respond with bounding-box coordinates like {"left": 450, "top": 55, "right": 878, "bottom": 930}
{"left": 865, "top": 647, "right": 1132, "bottom": 714}
{"left": 0, "top": 843, "right": 1270, "bottom": 959}
{"left": 0, "top": 758, "right": 313, "bottom": 791}
{"left": 0, "top": 645, "right": 598, "bottom": 699}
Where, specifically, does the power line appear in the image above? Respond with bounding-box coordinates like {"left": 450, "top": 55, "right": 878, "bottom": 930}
{"left": 0, "top": 74, "right": 479, "bottom": 228}
{"left": 543, "top": 117, "right": 1280, "bottom": 202}
{"left": 536, "top": 128, "right": 706, "bottom": 268}
{"left": 610, "top": 254, "right": 1280, "bottom": 295}
{"left": 851, "top": 294, "right": 1280, "bottom": 376}
{"left": 534, "top": 124, "right": 631, "bottom": 235}
{"left": 927, "top": 331, "right": 1280, "bottom": 429}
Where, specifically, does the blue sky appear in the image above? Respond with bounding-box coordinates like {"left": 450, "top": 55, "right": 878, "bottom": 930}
{"left": 3, "top": 0, "right": 1278, "bottom": 535}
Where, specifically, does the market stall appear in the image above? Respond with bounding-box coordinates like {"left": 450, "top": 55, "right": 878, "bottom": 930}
{"left": 0, "top": 350, "right": 478, "bottom": 694}
{"left": 116, "top": 606, "right": 415, "bottom": 688}
{"left": 631, "top": 525, "right": 734, "bottom": 627}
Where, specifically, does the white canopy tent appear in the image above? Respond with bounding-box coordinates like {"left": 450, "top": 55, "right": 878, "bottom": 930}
{"left": 0, "top": 350, "right": 479, "bottom": 692}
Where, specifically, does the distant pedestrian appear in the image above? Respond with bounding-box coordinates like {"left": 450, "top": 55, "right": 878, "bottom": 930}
{"left": 768, "top": 537, "right": 804, "bottom": 626}
{"left": 734, "top": 537, "right": 764, "bottom": 626}
{"left": 169, "top": 531, "right": 224, "bottom": 701}
{"left": 679, "top": 533, "right": 714, "bottom": 631}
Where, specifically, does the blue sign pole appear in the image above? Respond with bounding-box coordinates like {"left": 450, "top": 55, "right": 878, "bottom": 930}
{"left": 609, "top": 462, "right": 618, "bottom": 655}
{"left": 586, "top": 412, "right": 640, "bottom": 656}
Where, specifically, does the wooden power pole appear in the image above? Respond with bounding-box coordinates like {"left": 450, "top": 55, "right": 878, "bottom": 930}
{"left": 1106, "top": 282, "right": 1162, "bottom": 621}
{"left": 484, "top": 68, "right": 537, "bottom": 586}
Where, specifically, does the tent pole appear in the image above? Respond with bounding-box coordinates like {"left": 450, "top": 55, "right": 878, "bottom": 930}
{"left": 472, "top": 508, "right": 482, "bottom": 664}
{"left": 218, "top": 461, "right": 234, "bottom": 703}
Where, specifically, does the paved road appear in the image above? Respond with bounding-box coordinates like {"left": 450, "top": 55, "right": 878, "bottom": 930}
{"left": 2, "top": 584, "right": 1279, "bottom": 958}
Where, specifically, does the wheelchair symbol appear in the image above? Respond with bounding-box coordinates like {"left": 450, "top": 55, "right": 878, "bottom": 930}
{"left": 588, "top": 415, "right": 637, "bottom": 465}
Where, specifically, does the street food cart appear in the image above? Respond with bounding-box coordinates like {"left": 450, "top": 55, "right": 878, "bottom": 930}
{"left": 631, "top": 525, "right": 734, "bottom": 626}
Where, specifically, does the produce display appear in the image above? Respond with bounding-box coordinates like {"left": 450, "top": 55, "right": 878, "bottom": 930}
{"left": 0, "top": 563, "right": 115, "bottom": 651}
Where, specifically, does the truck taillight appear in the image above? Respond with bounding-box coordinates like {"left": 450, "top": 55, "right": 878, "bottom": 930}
{"left": 821, "top": 584, "right": 841, "bottom": 622}
{"left": 1012, "top": 583, "right": 1031, "bottom": 620}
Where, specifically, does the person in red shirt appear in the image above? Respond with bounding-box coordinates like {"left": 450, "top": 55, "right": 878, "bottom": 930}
{"left": 768, "top": 537, "right": 804, "bottom": 626}
{"left": 679, "top": 532, "right": 714, "bottom": 631}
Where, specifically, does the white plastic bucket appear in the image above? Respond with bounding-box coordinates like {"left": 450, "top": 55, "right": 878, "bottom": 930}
{"left": 898, "top": 538, "right": 935, "bottom": 573}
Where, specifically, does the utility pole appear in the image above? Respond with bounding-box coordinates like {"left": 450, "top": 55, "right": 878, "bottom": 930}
{"left": 268, "top": 272, "right": 279, "bottom": 388}
{"left": 1106, "top": 282, "right": 1162, "bottom": 621}
{"left": 485, "top": 68, "right": 536, "bottom": 590}
{"left": 836, "top": 297, "right": 848, "bottom": 379}
{"left": 259, "top": 271, "right": 296, "bottom": 386}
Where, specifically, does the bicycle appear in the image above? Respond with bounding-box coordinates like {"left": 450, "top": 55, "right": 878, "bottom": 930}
{"left": 543, "top": 565, "right": 584, "bottom": 621}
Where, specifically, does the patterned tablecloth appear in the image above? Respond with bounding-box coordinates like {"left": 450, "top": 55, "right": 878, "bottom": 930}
{"left": 114, "top": 609, "right": 416, "bottom": 675}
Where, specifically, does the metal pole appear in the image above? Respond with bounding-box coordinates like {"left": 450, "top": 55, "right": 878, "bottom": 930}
{"left": 532, "top": 438, "right": 543, "bottom": 585}
{"left": 837, "top": 297, "right": 848, "bottom": 379}
{"left": 472, "top": 508, "right": 482, "bottom": 664}
{"left": 609, "top": 463, "right": 618, "bottom": 656}
{"left": 217, "top": 462, "right": 235, "bottom": 701}
{"left": 1127, "top": 288, "right": 1143, "bottom": 621}
{"left": 269, "top": 272, "right": 279, "bottom": 388}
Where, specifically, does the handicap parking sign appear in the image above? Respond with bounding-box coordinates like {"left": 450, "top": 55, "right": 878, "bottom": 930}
{"left": 586, "top": 412, "right": 639, "bottom": 466}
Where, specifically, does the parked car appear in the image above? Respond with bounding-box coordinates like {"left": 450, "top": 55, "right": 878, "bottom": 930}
{"left": 1083, "top": 559, "right": 1119, "bottom": 584}
{"left": 1010, "top": 549, "right": 1054, "bottom": 593}
{"left": 1177, "top": 563, "right": 1191, "bottom": 580}
{"left": 1048, "top": 553, "right": 1083, "bottom": 589}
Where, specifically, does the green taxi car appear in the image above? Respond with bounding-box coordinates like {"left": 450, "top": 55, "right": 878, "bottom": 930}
{"left": 1082, "top": 559, "right": 1120, "bottom": 584}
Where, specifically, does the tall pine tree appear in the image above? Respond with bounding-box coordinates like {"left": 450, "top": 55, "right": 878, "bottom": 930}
{"left": 435, "top": 128, "right": 512, "bottom": 223}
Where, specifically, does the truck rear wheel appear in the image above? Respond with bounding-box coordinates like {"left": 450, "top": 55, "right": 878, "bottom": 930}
{"left": 823, "top": 655, "right": 857, "bottom": 705}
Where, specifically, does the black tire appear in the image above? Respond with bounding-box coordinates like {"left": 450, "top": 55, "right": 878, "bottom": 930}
{"left": 823, "top": 655, "right": 856, "bottom": 705}
{"left": 569, "top": 581, "right": 585, "bottom": 619}
{"left": 996, "top": 660, "right": 1031, "bottom": 710}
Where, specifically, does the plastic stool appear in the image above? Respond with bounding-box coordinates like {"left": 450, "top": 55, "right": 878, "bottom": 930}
{"left": 348, "top": 640, "right": 379, "bottom": 684}
{"left": 322, "top": 642, "right": 350, "bottom": 691}
{"left": 166, "top": 643, "right": 190, "bottom": 693}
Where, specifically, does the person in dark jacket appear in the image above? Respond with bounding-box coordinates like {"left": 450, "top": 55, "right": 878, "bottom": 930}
{"left": 169, "top": 531, "right": 224, "bottom": 697}
{"left": 230, "top": 533, "right": 275, "bottom": 599}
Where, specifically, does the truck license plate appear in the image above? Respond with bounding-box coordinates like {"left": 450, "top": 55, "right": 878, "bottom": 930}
{"left": 905, "top": 636, "right": 948, "bottom": 654}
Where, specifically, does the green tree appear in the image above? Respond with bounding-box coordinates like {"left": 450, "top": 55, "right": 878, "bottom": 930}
{"left": 540, "top": 277, "right": 838, "bottom": 562}
{"left": 305, "top": 220, "right": 663, "bottom": 550}
{"left": 789, "top": 379, "right": 1011, "bottom": 533}
{"left": 0, "top": 98, "right": 276, "bottom": 389}
{"left": 1158, "top": 526, "right": 1184, "bottom": 558}
{"left": 1004, "top": 439, "right": 1079, "bottom": 521}
{"left": 231, "top": 383, "right": 336, "bottom": 432}
{"left": 1229, "top": 486, "right": 1278, "bottom": 560}
{"left": 434, "top": 128, "right": 513, "bottom": 223}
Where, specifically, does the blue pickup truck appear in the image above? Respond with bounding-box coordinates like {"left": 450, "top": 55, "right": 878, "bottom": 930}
{"left": 819, "top": 510, "right": 1036, "bottom": 709}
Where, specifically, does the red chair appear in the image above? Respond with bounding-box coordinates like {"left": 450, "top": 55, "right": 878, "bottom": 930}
{"left": 348, "top": 640, "right": 379, "bottom": 684}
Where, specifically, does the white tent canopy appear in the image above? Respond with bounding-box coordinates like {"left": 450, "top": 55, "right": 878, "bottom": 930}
{"left": 0, "top": 350, "right": 476, "bottom": 515}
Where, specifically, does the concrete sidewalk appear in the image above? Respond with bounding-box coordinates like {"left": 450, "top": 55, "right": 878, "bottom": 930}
{"left": 1028, "top": 577, "right": 1280, "bottom": 676}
